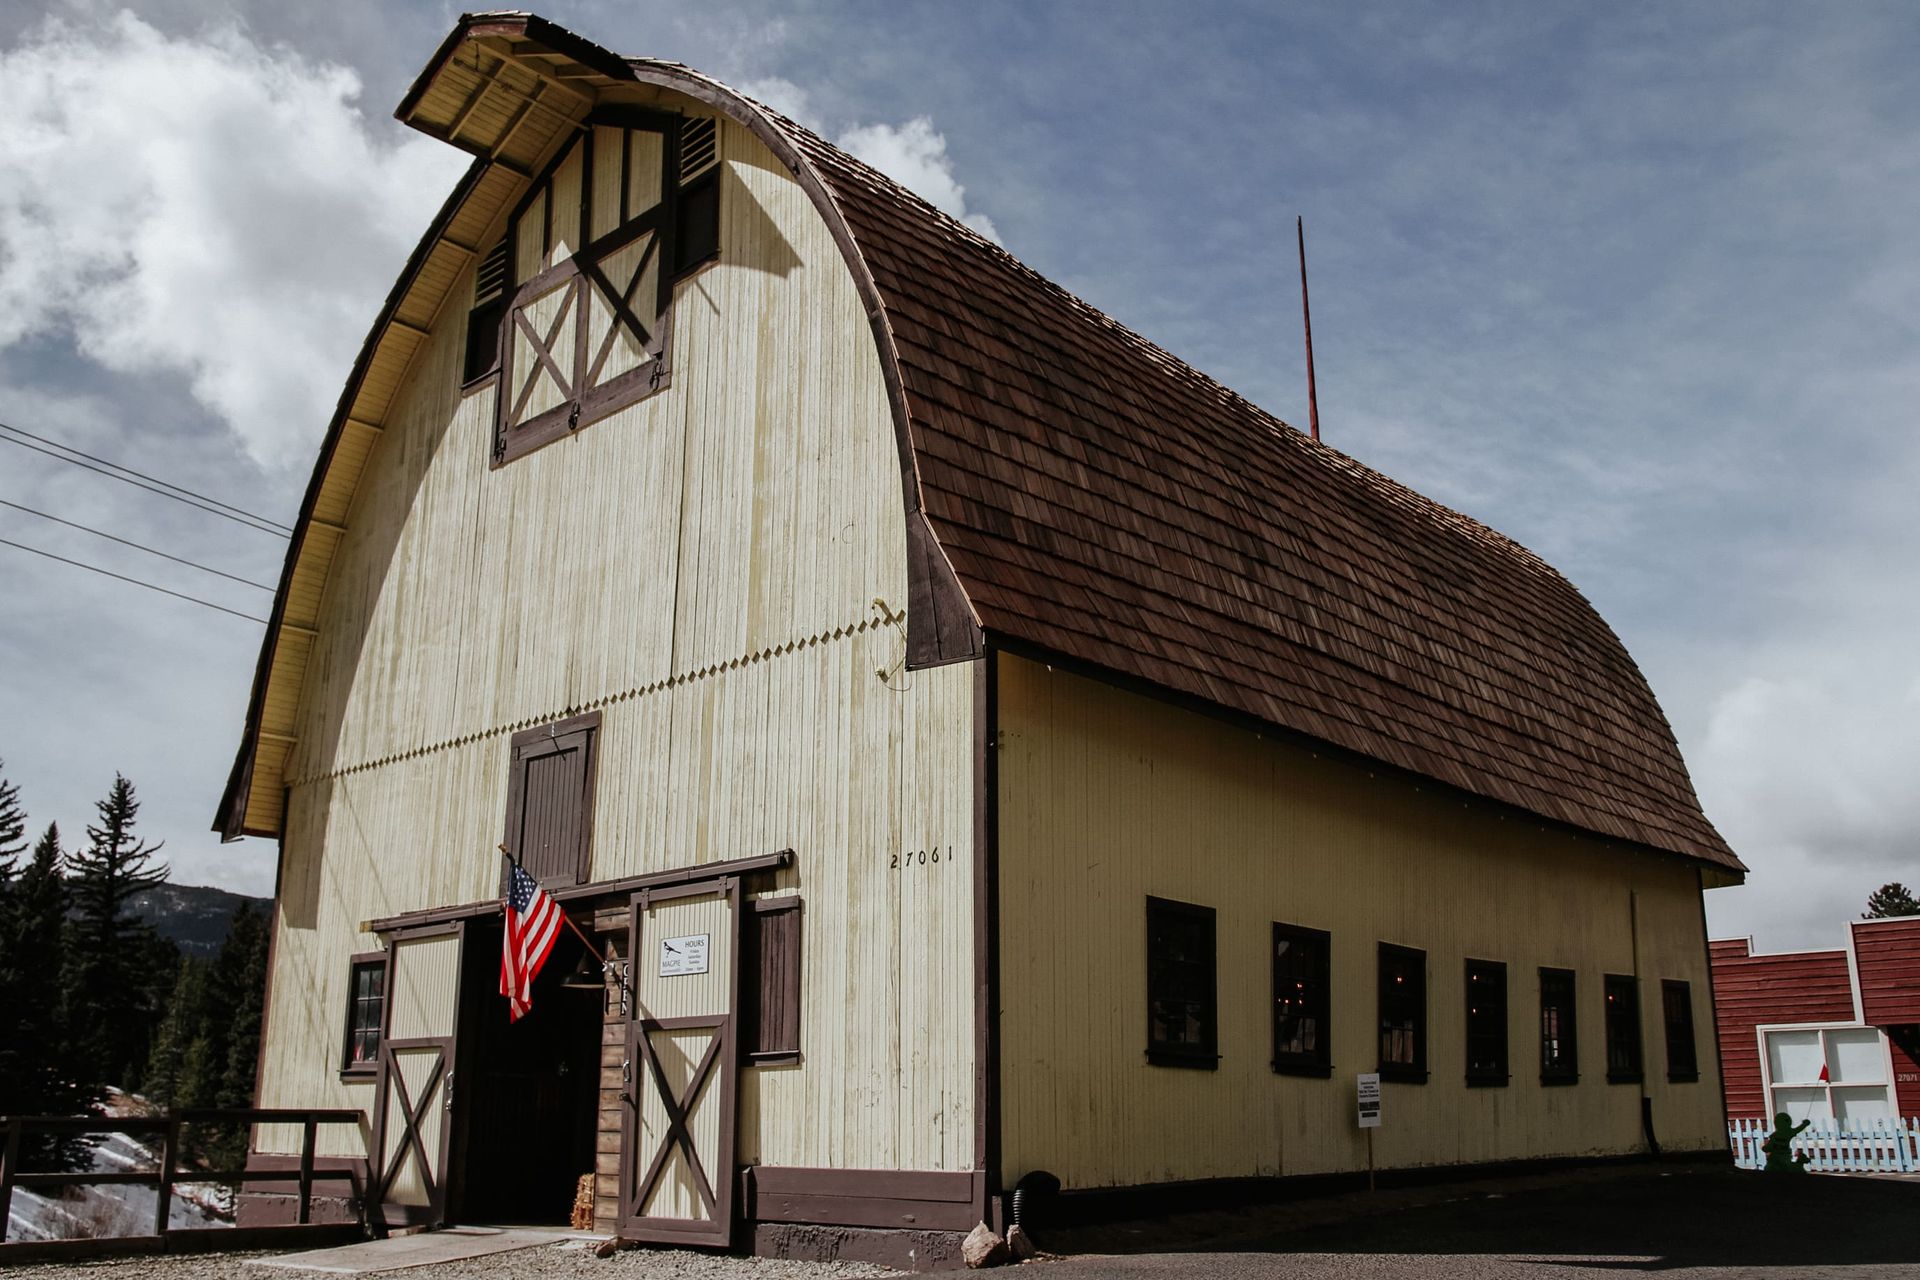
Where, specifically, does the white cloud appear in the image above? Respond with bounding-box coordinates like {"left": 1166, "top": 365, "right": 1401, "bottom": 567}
{"left": 836, "top": 118, "right": 1001, "bottom": 243}
{"left": 0, "top": 10, "right": 466, "bottom": 469}
{"left": 736, "top": 78, "right": 1000, "bottom": 244}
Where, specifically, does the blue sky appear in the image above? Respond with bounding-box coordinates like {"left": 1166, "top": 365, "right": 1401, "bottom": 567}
{"left": 1, "top": 2, "right": 1915, "bottom": 950}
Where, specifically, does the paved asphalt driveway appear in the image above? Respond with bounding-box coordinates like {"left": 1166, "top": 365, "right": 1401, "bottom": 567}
{"left": 1034, "top": 1164, "right": 1920, "bottom": 1279}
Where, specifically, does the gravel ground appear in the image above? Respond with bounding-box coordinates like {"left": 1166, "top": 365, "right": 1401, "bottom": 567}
{"left": 1, "top": 1240, "right": 892, "bottom": 1280}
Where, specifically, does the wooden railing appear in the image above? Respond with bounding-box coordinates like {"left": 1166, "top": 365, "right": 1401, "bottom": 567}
{"left": 0, "top": 1108, "right": 367, "bottom": 1257}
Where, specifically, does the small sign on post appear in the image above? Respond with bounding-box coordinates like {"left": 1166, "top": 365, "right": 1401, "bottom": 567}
{"left": 1356, "top": 1071, "right": 1381, "bottom": 1192}
{"left": 659, "top": 933, "right": 710, "bottom": 977}
{"left": 1356, "top": 1072, "right": 1382, "bottom": 1128}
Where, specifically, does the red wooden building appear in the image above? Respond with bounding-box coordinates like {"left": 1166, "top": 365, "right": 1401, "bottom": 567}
{"left": 1710, "top": 916, "right": 1920, "bottom": 1122}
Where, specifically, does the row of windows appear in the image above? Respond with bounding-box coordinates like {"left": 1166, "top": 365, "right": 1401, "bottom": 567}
{"left": 1146, "top": 896, "right": 1701, "bottom": 1086}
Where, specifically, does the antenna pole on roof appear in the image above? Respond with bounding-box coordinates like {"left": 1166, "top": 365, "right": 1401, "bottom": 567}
{"left": 1297, "top": 215, "right": 1321, "bottom": 443}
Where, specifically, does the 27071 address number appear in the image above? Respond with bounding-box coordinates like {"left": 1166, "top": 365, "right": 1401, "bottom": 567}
{"left": 890, "top": 846, "right": 954, "bottom": 869}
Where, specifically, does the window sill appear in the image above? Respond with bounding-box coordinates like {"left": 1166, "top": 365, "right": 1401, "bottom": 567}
{"left": 1466, "top": 1073, "right": 1510, "bottom": 1088}
{"left": 460, "top": 369, "right": 500, "bottom": 394}
{"left": 1147, "top": 1048, "right": 1220, "bottom": 1070}
{"left": 1607, "top": 1071, "right": 1644, "bottom": 1085}
{"left": 1667, "top": 1071, "right": 1700, "bottom": 1084}
{"left": 749, "top": 1050, "right": 801, "bottom": 1067}
{"left": 1272, "top": 1061, "right": 1333, "bottom": 1079}
{"left": 1539, "top": 1073, "right": 1579, "bottom": 1087}
{"left": 339, "top": 1066, "right": 379, "bottom": 1082}
{"left": 1378, "top": 1065, "right": 1428, "bottom": 1084}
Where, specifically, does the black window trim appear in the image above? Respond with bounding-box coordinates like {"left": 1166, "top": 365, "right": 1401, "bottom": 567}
{"left": 1271, "top": 921, "right": 1333, "bottom": 1078}
{"left": 1146, "top": 895, "right": 1219, "bottom": 1070}
{"left": 1661, "top": 977, "right": 1700, "bottom": 1083}
{"left": 1376, "top": 941, "right": 1428, "bottom": 1084}
{"left": 1603, "top": 972, "right": 1644, "bottom": 1085}
{"left": 339, "top": 950, "right": 389, "bottom": 1078}
{"left": 1464, "top": 957, "right": 1510, "bottom": 1087}
{"left": 1539, "top": 966, "right": 1579, "bottom": 1086}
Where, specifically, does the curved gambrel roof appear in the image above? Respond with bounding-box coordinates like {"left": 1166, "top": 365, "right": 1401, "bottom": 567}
{"left": 219, "top": 12, "right": 1741, "bottom": 877}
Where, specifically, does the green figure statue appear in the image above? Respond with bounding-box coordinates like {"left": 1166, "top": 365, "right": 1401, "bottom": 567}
{"left": 1760, "top": 1112, "right": 1812, "bottom": 1173}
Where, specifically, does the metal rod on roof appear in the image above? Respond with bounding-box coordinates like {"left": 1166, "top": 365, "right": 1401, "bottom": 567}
{"left": 1297, "top": 215, "right": 1321, "bottom": 443}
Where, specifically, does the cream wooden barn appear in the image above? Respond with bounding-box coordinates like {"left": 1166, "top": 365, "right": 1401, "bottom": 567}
{"left": 216, "top": 12, "right": 1747, "bottom": 1267}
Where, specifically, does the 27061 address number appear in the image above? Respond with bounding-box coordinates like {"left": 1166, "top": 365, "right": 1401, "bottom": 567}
{"left": 890, "top": 846, "right": 954, "bottom": 869}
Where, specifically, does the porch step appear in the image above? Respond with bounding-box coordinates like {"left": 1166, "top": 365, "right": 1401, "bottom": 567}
{"left": 249, "top": 1226, "right": 603, "bottom": 1274}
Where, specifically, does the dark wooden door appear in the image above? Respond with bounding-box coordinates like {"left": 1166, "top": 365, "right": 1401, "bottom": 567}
{"left": 619, "top": 878, "right": 739, "bottom": 1246}
{"left": 373, "top": 924, "right": 464, "bottom": 1229}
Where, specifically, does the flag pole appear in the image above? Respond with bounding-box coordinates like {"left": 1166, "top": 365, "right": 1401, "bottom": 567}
{"left": 497, "top": 843, "right": 628, "bottom": 996}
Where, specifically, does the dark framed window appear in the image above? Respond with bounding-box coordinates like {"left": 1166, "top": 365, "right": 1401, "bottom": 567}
{"left": 503, "top": 711, "right": 601, "bottom": 890}
{"left": 340, "top": 953, "right": 387, "bottom": 1075}
{"left": 1662, "top": 979, "right": 1699, "bottom": 1082}
{"left": 1272, "top": 923, "right": 1331, "bottom": 1077}
{"left": 1604, "top": 974, "right": 1643, "bottom": 1083}
{"left": 1147, "top": 897, "right": 1217, "bottom": 1068}
{"left": 742, "top": 896, "right": 803, "bottom": 1063}
{"left": 1539, "top": 967, "right": 1578, "bottom": 1084}
{"left": 1464, "top": 959, "right": 1508, "bottom": 1085}
{"left": 1377, "top": 943, "right": 1427, "bottom": 1082}
{"left": 492, "top": 109, "right": 721, "bottom": 466}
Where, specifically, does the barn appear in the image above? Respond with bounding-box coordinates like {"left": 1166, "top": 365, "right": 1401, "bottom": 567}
{"left": 215, "top": 12, "right": 1746, "bottom": 1266}
{"left": 1710, "top": 919, "right": 1920, "bottom": 1125}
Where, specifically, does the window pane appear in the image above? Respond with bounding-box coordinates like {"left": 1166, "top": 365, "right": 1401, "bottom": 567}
{"left": 1767, "top": 1030, "right": 1824, "bottom": 1085}
{"left": 1540, "top": 969, "right": 1577, "bottom": 1078}
{"left": 1604, "top": 976, "right": 1641, "bottom": 1078}
{"left": 1826, "top": 1029, "right": 1884, "bottom": 1084}
{"left": 1378, "top": 945, "right": 1425, "bottom": 1075}
{"left": 1771, "top": 1085, "right": 1830, "bottom": 1123}
{"left": 1148, "top": 899, "right": 1216, "bottom": 1062}
{"left": 1466, "top": 960, "right": 1507, "bottom": 1079}
{"left": 1832, "top": 1085, "right": 1893, "bottom": 1121}
{"left": 1273, "top": 925, "right": 1330, "bottom": 1070}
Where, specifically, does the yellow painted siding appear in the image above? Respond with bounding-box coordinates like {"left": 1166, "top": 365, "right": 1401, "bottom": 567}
{"left": 995, "top": 654, "right": 1725, "bottom": 1189}
{"left": 253, "top": 113, "right": 976, "bottom": 1174}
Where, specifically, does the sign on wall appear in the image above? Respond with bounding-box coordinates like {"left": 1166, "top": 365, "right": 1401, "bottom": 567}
{"left": 659, "top": 933, "right": 710, "bottom": 977}
{"left": 1356, "top": 1072, "right": 1382, "bottom": 1129}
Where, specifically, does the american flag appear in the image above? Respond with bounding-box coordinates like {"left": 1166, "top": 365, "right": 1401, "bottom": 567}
{"left": 501, "top": 861, "right": 561, "bottom": 1022}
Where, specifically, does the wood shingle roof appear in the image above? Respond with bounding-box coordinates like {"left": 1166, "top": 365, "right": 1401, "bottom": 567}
{"left": 218, "top": 14, "right": 1741, "bottom": 876}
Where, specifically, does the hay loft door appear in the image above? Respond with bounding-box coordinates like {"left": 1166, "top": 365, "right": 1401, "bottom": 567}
{"left": 373, "top": 924, "right": 464, "bottom": 1230}
{"left": 620, "top": 878, "right": 740, "bottom": 1246}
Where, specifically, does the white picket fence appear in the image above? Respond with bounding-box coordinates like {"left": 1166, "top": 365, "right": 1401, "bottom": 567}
{"left": 1728, "top": 1116, "right": 1920, "bottom": 1173}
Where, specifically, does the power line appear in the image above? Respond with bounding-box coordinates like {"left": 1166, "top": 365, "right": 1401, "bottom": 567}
{"left": 0, "top": 420, "right": 293, "bottom": 532}
{"left": 0, "top": 537, "right": 267, "bottom": 624}
{"left": 0, "top": 499, "right": 275, "bottom": 592}
{"left": 0, "top": 423, "right": 292, "bottom": 538}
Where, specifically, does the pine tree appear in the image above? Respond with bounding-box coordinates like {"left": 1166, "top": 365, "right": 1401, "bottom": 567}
{"left": 143, "top": 955, "right": 211, "bottom": 1109}
{"left": 3, "top": 825, "right": 91, "bottom": 1163}
{"left": 214, "top": 902, "right": 270, "bottom": 1112}
{"left": 0, "top": 758, "right": 25, "bottom": 894}
{"left": 64, "top": 774, "right": 172, "bottom": 1089}
{"left": 1864, "top": 882, "right": 1920, "bottom": 919}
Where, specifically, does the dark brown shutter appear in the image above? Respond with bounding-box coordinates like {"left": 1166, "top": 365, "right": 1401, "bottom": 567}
{"left": 742, "top": 897, "right": 802, "bottom": 1062}
{"left": 503, "top": 712, "right": 600, "bottom": 888}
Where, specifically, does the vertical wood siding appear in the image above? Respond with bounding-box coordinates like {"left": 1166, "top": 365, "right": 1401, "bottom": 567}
{"left": 253, "top": 113, "right": 975, "bottom": 1175}
{"left": 995, "top": 655, "right": 1726, "bottom": 1189}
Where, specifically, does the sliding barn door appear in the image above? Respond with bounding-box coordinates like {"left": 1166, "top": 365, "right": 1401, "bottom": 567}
{"left": 620, "top": 878, "right": 740, "bottom": 1246}
{"left": 374, "top": 924, "right": 464, "bottom": 1229}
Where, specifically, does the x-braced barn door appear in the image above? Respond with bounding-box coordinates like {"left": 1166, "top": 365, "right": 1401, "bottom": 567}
{"left": 374, "top": 923, "right": 464, "bottom": 1230}
{"left": 620, "top": 877, "right": 740, "bottom": 1246}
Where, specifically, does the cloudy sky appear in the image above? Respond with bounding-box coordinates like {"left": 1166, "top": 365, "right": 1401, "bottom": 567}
{"left": 1, "top": 2, "right": 1914, "bottom": 950}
